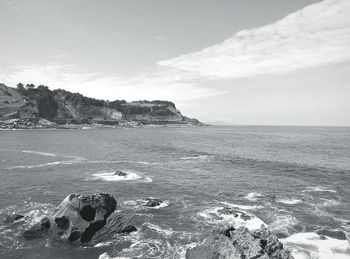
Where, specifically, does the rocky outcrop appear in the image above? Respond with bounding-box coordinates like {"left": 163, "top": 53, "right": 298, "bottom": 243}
{"left": 23, "top": 193, "right": 117, "bottom": 243}
{"left": 186, "top": 226, "right": 294, "bottom": 259}
{"left": 0, "top": 84, "right": 204, "bottom": 128}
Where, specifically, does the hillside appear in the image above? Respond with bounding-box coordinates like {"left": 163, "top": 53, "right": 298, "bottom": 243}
{"left": 0, "top": 83, "right": 202, "bottom": 129}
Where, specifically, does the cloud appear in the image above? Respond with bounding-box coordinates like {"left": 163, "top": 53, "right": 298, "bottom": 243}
{"left": 0, "top": 62, "right": 225, "bottom": 103}
{"left": 158, "top": 0, "right": 350, "bottom": 79}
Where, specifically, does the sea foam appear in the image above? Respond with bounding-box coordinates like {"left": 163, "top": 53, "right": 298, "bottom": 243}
{"left": 277, "top": 198, "right": 303, "bottom": 205}
{"left": 282, "top": 232, "right": 350, "bottom": 259}
{"left": 92, "top": 171, "right": 142, "bottom": 182}
{"left": 198, "top": 207, "right": 266, "bottom": 231}
{"left": 245, "top": 192, "right": 263, "bottom": 201}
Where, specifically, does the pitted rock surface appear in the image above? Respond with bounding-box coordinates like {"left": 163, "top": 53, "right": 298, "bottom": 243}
{"left": 23, "top": 193, "right": 116, "bottom": 243}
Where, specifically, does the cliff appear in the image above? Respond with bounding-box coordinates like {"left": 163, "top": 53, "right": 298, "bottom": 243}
{"left": 0, "top": 83, "right": 203, "bottom": 129}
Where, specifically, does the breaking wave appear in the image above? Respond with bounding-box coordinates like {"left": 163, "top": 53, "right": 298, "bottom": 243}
{"left": 245, "top": 192, "right": 263, "bottom": 201}
{"left": 276, "top": 198, "right": 303, "bottom": 205}
{"left": 198, "top": 206, "right": 266, "bottom": 231}
{"left": 282, "top": 232, "right": 350, "bottom": 259}
{"left": 91, "top": 171, "right": 143, "bottom": 182}
{"left": 303, "top": 186, "right": 337, "bottom": 193}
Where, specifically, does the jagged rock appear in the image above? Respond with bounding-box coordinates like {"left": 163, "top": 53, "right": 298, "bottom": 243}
{"left": 186, "top": 226, "right": 294, "bottom": 259}
{"left": 4, "top": 214, "right": 24, "bottom": 224}
{"left": 186, "top": 235, "right": 241, "bottom": 259}
{"left": 144, "top": 198, "right": 162, "bottom": 207}
{"left": 23, "top": 193, "right": 117, "bottom": 243}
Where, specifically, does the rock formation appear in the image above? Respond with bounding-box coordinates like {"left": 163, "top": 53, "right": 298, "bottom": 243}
{"left": 186, "top": 226, "right": 294, "bottom": 259}
{"left": 23, "top": 193, "right": 117, "bottom": 243}
{"left": 0, "top": 83, "right": 204, "bottom": 129}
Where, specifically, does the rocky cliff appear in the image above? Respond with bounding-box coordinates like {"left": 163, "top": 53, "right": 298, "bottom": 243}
{"left": 0, "top": 83, "right": 202, "bottom": 129}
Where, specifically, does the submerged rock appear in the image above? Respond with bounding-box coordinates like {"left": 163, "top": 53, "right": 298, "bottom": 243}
{"left": 144, "top": 198, "right": 162, "bottom": 207}
{"left": 23, "top": 193, "right": 117, "bottom": 243}
{"left": 186, "top": 226, "right": 294, "bottom": 259}
{"left": 114, "top": 170, "right": 127, "bottom": 177}
{"left": 4, "top": 214, "right": 24, "bottom": 224}
{"left": 218, "top": 207, "right": 252, "bottom": 221}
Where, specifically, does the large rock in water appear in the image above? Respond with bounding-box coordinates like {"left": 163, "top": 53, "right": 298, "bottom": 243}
{"left": 23, "top": 193, "right": 117, "bottom": 243}
{"left": 186, "top": 226, "right": 294, "bottom": 259}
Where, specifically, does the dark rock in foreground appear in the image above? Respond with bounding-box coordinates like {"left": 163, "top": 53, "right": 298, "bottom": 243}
{"left": 186, "top": 226, "right": 294, "bottom": 259}
{"left": 23, "top": 193, "right": 117, "bottom": 243}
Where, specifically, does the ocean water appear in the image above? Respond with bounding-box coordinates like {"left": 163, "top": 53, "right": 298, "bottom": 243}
{"left": 0, "top": 126, "right": 350, "bottom": 259}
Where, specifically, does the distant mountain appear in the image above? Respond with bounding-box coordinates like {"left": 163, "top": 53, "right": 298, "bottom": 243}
{"left": 0, "top": 83, "right": 203, "bottom": 129}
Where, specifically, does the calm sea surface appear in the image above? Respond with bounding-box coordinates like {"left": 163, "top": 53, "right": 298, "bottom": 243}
{"left": 0, "top": 126, "right": 350, "bottom": 259}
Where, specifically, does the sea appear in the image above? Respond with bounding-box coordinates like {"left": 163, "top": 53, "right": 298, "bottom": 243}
{"left": 0, "top": 126, "right": 350, "bottom": 259}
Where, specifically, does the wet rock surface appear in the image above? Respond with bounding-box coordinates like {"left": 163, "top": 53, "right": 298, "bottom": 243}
{"left": 186, "top": 226, "right": 294, "bottom": 259}
{"left": 23, "top": 193, "right": 117, "bottom": 243}
{"left": 143, "top": 198, "right": 162, "bottom": 207}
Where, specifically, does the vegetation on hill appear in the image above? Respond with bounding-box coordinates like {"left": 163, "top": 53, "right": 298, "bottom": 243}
{"left": 0, "top": 83, "right": 201, "bottom": 127}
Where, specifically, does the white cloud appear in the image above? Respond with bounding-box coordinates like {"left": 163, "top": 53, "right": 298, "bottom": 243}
{"left": 158, "top": 0, "right": 350, "bottom": 79}
{"left": 0, "top": 62, "right": 224, "bottom": 102}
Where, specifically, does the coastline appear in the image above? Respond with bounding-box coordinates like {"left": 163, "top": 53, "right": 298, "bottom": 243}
{"left": 0, "top": 118, "right": 208, "bottom": 130}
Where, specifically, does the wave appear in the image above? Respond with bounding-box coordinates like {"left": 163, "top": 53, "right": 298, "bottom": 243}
{"left": 92, "top": 171, "right": 142, "bottom": 182}
{"left": 94, "top": 241, "right": 113, "bottom": 248}
{"left": 282, "top": 232, "right": 350, "bottom": 259}
{"left": 220, "top": 201, "right": 262, "bottom": 210}
{"left": 320, "top": 198, "right": 341, "bottom": 207}
{"left": 144, "top": 223, "right": 175, "bottom": 237}
{"left": 198, "top": 206, "right": 266, "bottom": 231}
{"left": 21, "top": 150, "right": 57, "bottom": 157}
{"left": 8, "top": 156, "right": 85, "bottom": 169}
{"left": 98, "top": 253, "right": 129, "bottom": 259}
{"left": 180, "top": 155, "right": 212, "bottom": 160}
{"left": 0, "top": 201, "right": 54, "bottom": 251}
{"left": 269, "top": 214, "right": 299, "bottom": 237}
{"left": 303, "top": 186, "right": 337, "bottom": 193}
{"left": 137, "top": 161, "right": 161, "bottom": 165}
{"left": 276, "top": 198, "right": 303, "bottom": 205}
{"left": 245, "top": 192, "right": 263, "bottom": 201}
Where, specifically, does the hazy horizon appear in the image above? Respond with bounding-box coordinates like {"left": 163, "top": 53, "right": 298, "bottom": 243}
{"left": 1, "top": 0, "right": 349, "bottom": 126}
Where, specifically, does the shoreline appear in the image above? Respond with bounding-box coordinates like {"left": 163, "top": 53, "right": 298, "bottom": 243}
{"left": 0, "top": 118, "right": 208, "bottom": 130}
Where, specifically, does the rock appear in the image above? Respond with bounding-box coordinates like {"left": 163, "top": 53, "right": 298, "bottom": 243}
{"left": 23, "top": 193, "right": 117, "bottom": 243}
{"left": 218, "top": 207, "right": 252, "bottom": 221}
{"left": 23, "top": 217, "right": 51, "bottom": 238}
{"left": 114, "top": 170, "right": 127, "bottom": 177}
{"left": 144, "top": 198, "right": 162, "bottom": 207}
{"left": 186, "top": 235, "right": 241, "bottom": 259}
{"left": 186, "top": 226, "right": 294, "bottom": 259}
{"left": 4, "top": 214, "right": 24, "bottom": 224}
{"left": 120, "top": 225, "right": 137, "bottom": 234}
{"left": 230, "top": 227, "right": 264, "bottom": 258}
{"left": 316, "top": 228, "right": 347, "bottom": 240}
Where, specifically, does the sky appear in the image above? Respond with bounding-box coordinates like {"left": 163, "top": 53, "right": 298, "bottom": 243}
{"left": 0, "top": 0, "right": 349, "bottom": 126}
